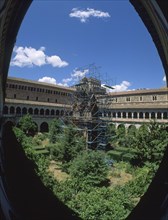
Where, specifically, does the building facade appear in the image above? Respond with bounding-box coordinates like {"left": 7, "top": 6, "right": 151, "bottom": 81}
{"left": 3, "top": 77, "right": 168, "bottom": 131}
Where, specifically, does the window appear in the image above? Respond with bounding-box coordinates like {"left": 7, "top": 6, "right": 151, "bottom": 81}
{"left": 47, "top": 98, "right": 50, "bottom": 102}
{"left": 126, "top": 97, "right": 130, "bottom": 102}
{"left": 140, "top": 96, "right": 143, "bottom": 101}
{"left": 27, "top": 96, "right": 29, "bottom": 100}
{"left": 55, "top": 99, "right": 57, "bottom": 103}
{"left": 152, "top": 96, "right": 157, "bottom": 101}
{"left": 36, "top": 97, "right": 38, "bottom": 101}
{"left": 14, "top": 94, "right": 16, "bottom": 99}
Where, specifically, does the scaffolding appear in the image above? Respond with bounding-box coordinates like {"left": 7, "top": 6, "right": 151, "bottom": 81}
{"left": 73, "top": 65, "right": 112, "bottom": 149}
{"left": 60, "top": 64, "right": 114, "bottom": 150}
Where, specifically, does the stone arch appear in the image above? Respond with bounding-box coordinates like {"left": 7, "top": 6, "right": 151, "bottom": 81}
{"left": 34, "top": 108, "right": 39, "bottom": 115}
{"left": 16, "top": 106, "right": 21, "bottom": 115}
{"left": 133, "top": 112, "right": 137, "bottom": 119}
{"left": 139, "top": 112, "right": 143, "bottom": 119}
{"left": 113, "top": 112, "right": 116, "bottom": 118}
{"left": 118, "top": 112, "right": 121, "bottom": 118}
{"left": 56, "top": 110, "right": 60, "bottom": 116}
{"left": 10, "top": 106, "right": 15, "bottom": 114}
{"left": 28, "top": 108, "right": 33, "bottom": 115}
{"left": 123, "top": 112, "right": 126, "bottom": 118}
{"left": 45, "top": 109, "right": 50, "bottom": 116}
{"left": 163, "top": 112, "right": 167, "bottom": 119}
{"left": 157, "top": 112, "right": 161, "bottom": 119}
{"left": 151, "top": 112, "right": 155, "bottom": 119}
{"left": 128, "top": 112, "right": 132, "bottom": 118}
{"left": 4, "top": 120, "right": 15, "bottom": 130}
{"left": 117, "top": 123, "right": 125, "bottom": 129}
{"left": 128, "top": 125, "right": 137, "bottom": 135}
{"left": 40, "top": 109, "right": 44, "bottom": 115}
{"left": 117, "top": 123, "right": 126, "bottom": 136}
{"left": 3, "top": 105, "right": 8, "bottom": 114}
{"left": 51, "top": 109, "right": 55, "bottom": 116}
{"left": 22, "top": 107, "right": 27, "bottom": 115}
{"left": 60, "top": 110, "right": 64, "bottom": 116}
{"left": 40, "top": 122, "right": 49, "bottom": 132}
{"left": 145, "top": 112, "right": 149, "bottom": 119}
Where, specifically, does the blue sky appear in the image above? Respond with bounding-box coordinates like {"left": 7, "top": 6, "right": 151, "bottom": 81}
{"left": 8, "top": 0, "right": 166, "bottom": 91}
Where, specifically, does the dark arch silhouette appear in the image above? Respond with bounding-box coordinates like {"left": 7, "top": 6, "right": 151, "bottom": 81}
{"left": 133, "top": 112, "right": 137, "bottom": 119}
{"left": 56, "top": 109, "right": 60, "bottom": 116}
{"left": 45, "top": 109, "right": 50, "bottom": 116}
{"left": 28, "top": 108, "right": 33, "bottom": 115}
{"left": 9, "top": 106, "right": 15, "bottom": 114}
{"left": 40, "top": 108, "right": 44, "bottom": 115}
{"left": 3, "top": 105, "right": 8, "bottom": 114}
{"left": 127, "top": 125, "right": 137, "bottom": 135}
{"left": 151, "top": 112, "right": 155, "bottom": 119}
{"left": 117, "top": 123, "right": 125, "bottom": 131}
{"left": 4, "top": 121, "right": 15, "bottom": 130}
{"left": 22, "top": 107, "right": 27, "bottom": 115}
{"left": 40, "top": 122, "right": 49, "bottom": 132}
{"left": 16, "top": 106, "right": 21, "bottom": 115}
{"left": 157, "top": 112, "right": 162, "bottom": 119}
{"left": 118, "top": 112, "right": 121, "bottom": 118}
{"left": 128, "top": 112, "right": 132, "bottom": 118}
{"left": 51, "top": 109, "right": 55, "bottom": 116}
{"left": 60, "top": 110, "right": 64, "bottom": 116}
{"left": 123, "top": 112, "right": 126, "bottom": 118}
{"left": 145, "top": 112, "right": 149, "bottom": 119}
{"left": 34, "top": 108, "right": 39, "bottom": 115}
{"left": 139, "top": 112, "right": 143, "bottom": 119}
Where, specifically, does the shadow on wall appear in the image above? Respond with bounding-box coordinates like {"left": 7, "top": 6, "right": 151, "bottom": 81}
{"left": 2, "top": 123, "right": 80, "bottom": 220}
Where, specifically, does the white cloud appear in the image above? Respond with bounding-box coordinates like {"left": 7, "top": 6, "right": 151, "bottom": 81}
{"left": 10, "top": 46, "right": 69, "bottom": 68}
{"left": 105, "top": 81, "right": 131, "bottom": 92}
{"left": 163, "top": 76, "right": 166, "bottom": 82}
{"left": 71, "top": 69, "right": 89, "bottom": 80}
{"left": 69, "top": 8, "right": 110, "bottom": 23}
{"left": 56, "top": 68, "right": 89, "bottom": 87}
{"left": 46, "top": 55, "right": 68, "bottom": 67}
{"left": 38, "top": 76, "right": 57, "bottom": 85}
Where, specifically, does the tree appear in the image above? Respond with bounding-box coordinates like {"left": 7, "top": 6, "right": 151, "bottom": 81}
{"left": 69, "top": 150, "right": 109, "bottom": 186}
{"left": 132, "top": 121, "right": 168, "bottom": 166}
{"left": 58, "top": 124, "right": 85, "bottom": 165}
{"left": 18, "top": 114, "right": 37, "bottom": 135}
{"left": 49, "top": 118, "right": 62, "bottom": 143}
